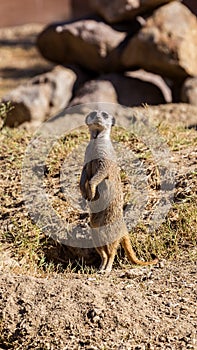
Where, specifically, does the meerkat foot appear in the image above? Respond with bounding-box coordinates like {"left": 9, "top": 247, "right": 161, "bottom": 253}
{"left": 97, "top": 258, "right": 113, "bottom": 274}
{"left": 97, "top": 267, "right": 111, "bottom": 275}
{"left": 98, "top": 262, "right": 107, "bottom": 273}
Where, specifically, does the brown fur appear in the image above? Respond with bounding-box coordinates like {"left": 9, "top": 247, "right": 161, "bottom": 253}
{"left": 80, "top": 110, "right": 158, "bottom": 273}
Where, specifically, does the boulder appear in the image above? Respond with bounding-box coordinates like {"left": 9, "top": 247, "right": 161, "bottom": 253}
{"left": 37, "top": 19, "right": 126, "bottom": 73}
{"left": 70, "top": 70, "right": 171, "bottom": 108}
{"left": 100, "top": 71, "right": 170, "bottom": 106}
{"left": 121, "top": 2, "right": 197, "bottom": 80}
{"left": 181, "top": 77, "right": 197, "bottom": 106}
{"left": 90, "top": 0, "right": 177, "bottom": 23}
{"left": 69, "top": 79, "right": 118, "bottom": 106}
{"left": 4, "top": 66, "right": 76, "bottom": 127}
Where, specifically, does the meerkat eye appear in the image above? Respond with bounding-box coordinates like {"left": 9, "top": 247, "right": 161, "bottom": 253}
{"left": 102, "top": 112, "right": 108, "bottom": 119}
{"left": 89, "top": 111, "right": 97, "bottom": 119}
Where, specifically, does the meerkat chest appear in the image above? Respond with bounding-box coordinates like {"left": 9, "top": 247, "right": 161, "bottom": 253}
{"left": 85, "top": 138, "right": 116, "bottom": 174}
{"left": 85, "top": 159, "right": 101, "bottom": 179}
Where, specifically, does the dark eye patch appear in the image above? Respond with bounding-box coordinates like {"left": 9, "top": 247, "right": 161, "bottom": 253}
{"left": 102, "top": 111, "right": 108, "bottom": 119}
{"left": 89, "top": 111, "right": 97, "bottom": 119}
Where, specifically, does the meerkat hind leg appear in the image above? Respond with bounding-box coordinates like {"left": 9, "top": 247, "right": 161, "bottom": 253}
{"left": 96, "top": 247, "right": 108, "bottom": 273}
{"left": 103, "top": 240, "right": 120, "bottom": 273}
{"left": 96, "top": 241, "right": 119, "bottom": 273}
{"left": 103, "top": 250, "right": 116, "bottom": 273}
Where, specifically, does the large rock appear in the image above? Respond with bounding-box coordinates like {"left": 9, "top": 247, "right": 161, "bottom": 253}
{"left": 69, "top": 79, "right": 118, "bottom": 106}
{"left": 90, "top": 0, "right": 177, "bottom": 23}
{"left": 121, "top": 2, "right": 197, "bottom": 80}
{"left": 100, "top": 71, "right": 171, "bottom": 106}
{"left": 70, "top": 70, "right": 171, "bottom": 108}
{"left": 4, "top": 66, "right": 76, "bottom": 127}
{"left": 181, "top": 77, "right": 197, "bottom": 106}
{"left": 37, "top": 19, "right": 126, "bottom": 73}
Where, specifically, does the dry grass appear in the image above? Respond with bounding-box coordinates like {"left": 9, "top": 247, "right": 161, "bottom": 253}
{"left": 0, "top": 117, "right": 197, "bottom": 276}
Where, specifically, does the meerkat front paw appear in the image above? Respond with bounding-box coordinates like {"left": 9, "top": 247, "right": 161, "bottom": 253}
{"left": 81, "top": 190, "right": 88, "bottom": 200}
{"left": 87, "top": 182, "right": 96, "bottom": 201}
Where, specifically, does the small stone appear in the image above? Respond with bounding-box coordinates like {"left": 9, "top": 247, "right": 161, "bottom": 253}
{"left": 181, "top": 77, "right": 197, "bottom": 106}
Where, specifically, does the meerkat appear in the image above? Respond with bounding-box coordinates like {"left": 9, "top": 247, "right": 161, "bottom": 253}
{"left": 80, "top": 110, "right": 158, "bottom": 273}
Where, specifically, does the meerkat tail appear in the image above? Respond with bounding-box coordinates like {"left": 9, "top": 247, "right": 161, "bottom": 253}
{"left": 121, "top": 235, "right": 159, "bottom": 266}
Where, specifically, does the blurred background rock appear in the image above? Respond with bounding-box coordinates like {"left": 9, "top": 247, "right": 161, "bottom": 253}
{"left": 0, "top": 0, "right": 197, "bottom": 128}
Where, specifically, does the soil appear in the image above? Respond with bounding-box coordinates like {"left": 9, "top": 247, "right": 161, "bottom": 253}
{"left": 0, "top": 24, "right": 197, "bottom": 350}
{"left": 0, "top": 258, "right": 197, "bottom": 350}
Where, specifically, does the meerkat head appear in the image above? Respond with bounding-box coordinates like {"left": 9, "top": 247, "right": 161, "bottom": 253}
{"left": 85, "top": 110, "right": 115, "bottom": 139}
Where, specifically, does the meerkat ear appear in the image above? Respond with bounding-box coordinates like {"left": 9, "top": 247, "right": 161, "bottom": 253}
{"left": 112, "top": 116, "right": 116, "bottom": 126}
{"left": 85, "top": 115, "right": 90, "bottom": 125}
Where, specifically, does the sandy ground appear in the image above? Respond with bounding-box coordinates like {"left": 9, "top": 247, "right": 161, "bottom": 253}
{"left": 0, "top": 258, "right": 196, "bottom": 350}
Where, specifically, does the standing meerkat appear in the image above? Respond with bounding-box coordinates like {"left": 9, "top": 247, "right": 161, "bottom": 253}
{"left": 80, "top": 110, "right": 158, "bottom": 273}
